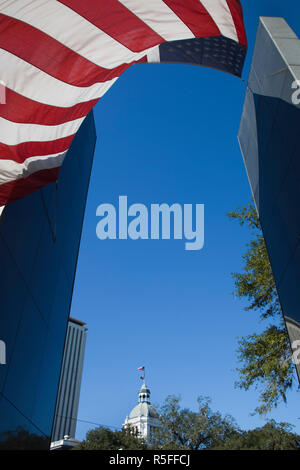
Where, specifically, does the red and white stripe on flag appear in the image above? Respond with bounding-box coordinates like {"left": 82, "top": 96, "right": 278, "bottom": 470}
{"left": 0, "top": 0, "right": 247, "bottom": 205}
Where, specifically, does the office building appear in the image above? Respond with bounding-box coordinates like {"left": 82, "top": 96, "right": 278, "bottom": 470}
{"left": 51, "top": 317, "right": 87, "bottom": 443}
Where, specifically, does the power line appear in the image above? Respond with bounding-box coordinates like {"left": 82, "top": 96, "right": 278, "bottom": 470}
{"left": 54, "top": 414, "right": 120, "bottom": 430}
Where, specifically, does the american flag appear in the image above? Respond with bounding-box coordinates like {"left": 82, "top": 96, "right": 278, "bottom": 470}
{"left": 0, "top": 0, "right": 247, "bottom": 205}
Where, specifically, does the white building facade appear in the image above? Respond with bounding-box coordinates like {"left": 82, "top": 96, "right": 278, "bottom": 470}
{"left": 123, "top": 384, "right": 160, "bottom": 443}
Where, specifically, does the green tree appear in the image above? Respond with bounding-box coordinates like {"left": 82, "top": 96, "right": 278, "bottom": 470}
{"left": 0, "top": 426, "right": 49, "bottom": 450}
{"left": 213, "top": 420, "right": 300, "bottom": 450}
{"left": 72, "top": 395, "right": 300, "bottom": 451}
{"left": 73, "top": 426, "right": 147, "bottom": 450}
{"left": 228, "top": 202, "right": 295, "bottom": 414}
{"left": 150, "top": 395, "right": 238, "bottom": 450}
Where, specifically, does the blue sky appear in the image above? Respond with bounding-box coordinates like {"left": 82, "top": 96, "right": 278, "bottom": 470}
{"left": 70, "top": 1, "right": 300, "bottom": 439}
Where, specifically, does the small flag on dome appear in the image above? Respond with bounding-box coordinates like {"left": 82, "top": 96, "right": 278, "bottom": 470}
{"left": 140, "top": 375, "right": 145, "bottom": 380}
{"left": 137, "top": 366, "right": 144, "bottom": 371}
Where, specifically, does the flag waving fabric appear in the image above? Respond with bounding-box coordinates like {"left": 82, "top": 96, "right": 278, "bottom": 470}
{"left": 0, "top": 0, "right": 247, "bottom": 205}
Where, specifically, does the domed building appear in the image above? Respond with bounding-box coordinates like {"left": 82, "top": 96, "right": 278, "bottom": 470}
{"left": 123, "top": 383, "right": 160, "bottom": 443}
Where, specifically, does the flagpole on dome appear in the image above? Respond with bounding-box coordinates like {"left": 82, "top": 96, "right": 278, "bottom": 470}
{"left": 137, "top": 365, "right": 145, "bottom": 384}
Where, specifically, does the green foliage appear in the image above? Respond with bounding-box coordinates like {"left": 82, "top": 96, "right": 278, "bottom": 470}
{"left": 0, "top": 427, "right": 49, "bottom": 450}
{"left": 228, "top": 203, "right": 280, "bottom": 320}
{"left": 73, "top": 426, "right": 147, "bottom": 450}
{"left": 150, "top": 395, "right": 238, "bottom": 450}
{"left": 228, "top": 202, "right": 295, "bottom": 414}
{"left": 236, "top": 326, "right": 293, "bottom": 414}
{"left": 74, "top": 394, "right": 300, "bottom": 451}
{"left": 213, "top": 420, "right": 300, "bottom": 450}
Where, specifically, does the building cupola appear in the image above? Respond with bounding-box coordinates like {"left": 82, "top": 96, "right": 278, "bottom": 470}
{"left": 138, "top": 384, "right": 151, "bottom": 404}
